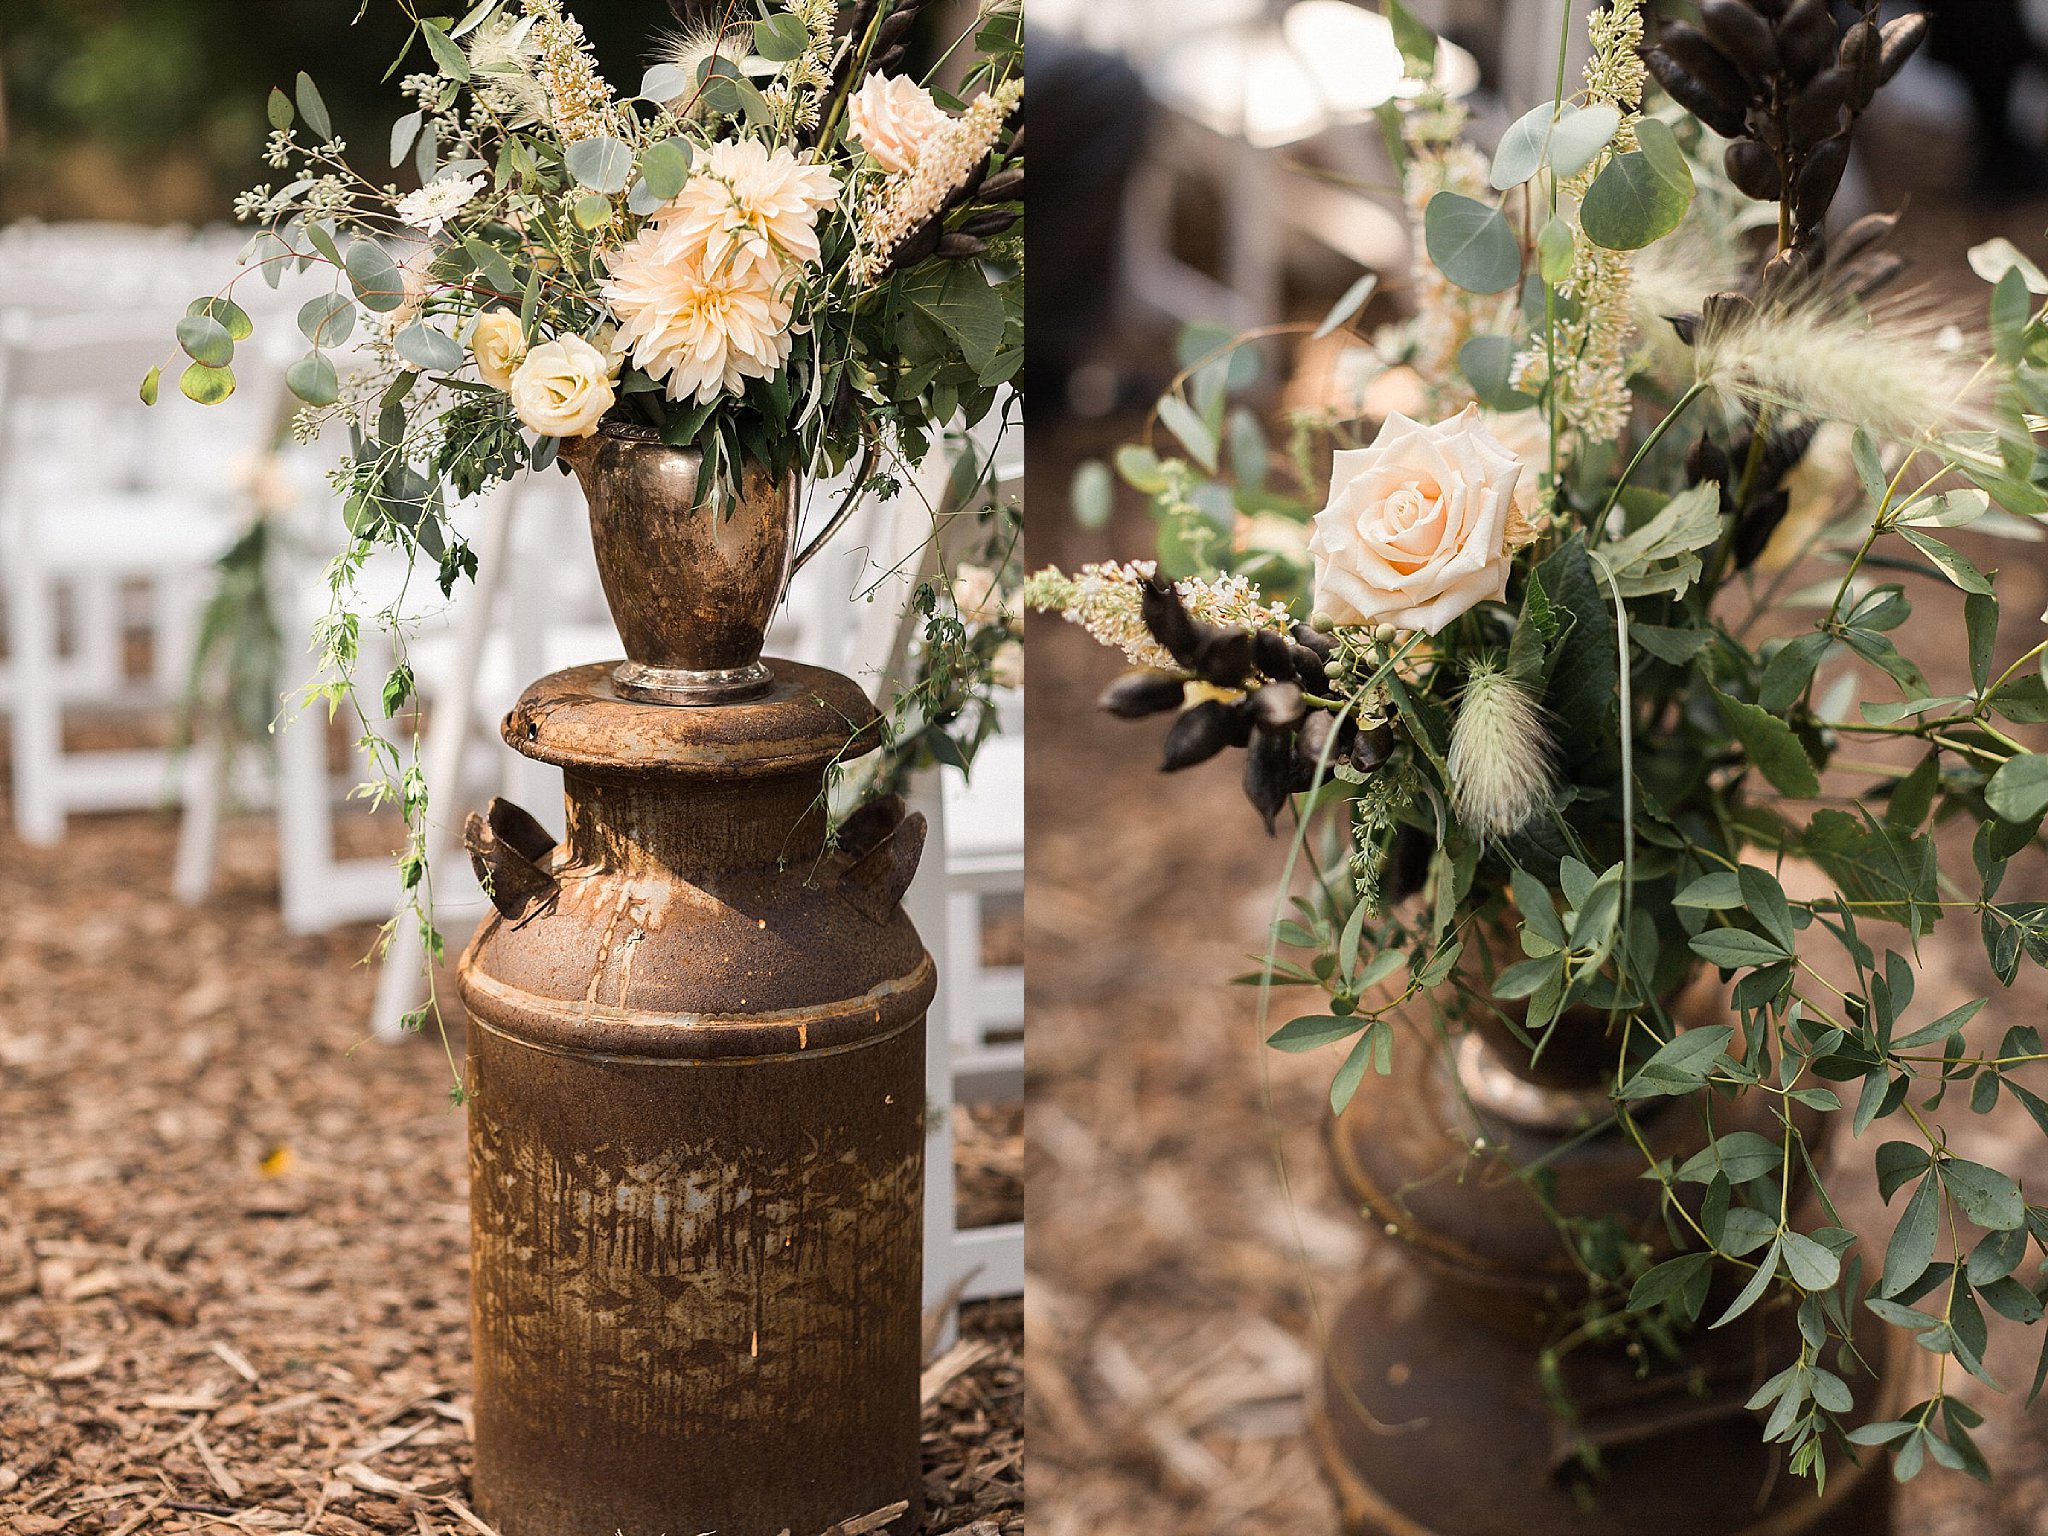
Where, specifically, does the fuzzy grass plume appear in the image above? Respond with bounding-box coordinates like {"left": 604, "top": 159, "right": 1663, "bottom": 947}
{"left": 1447, "top": 661, "right": 1556, "bottom": 841}
{"left": 1694, "top": 295, "right": 1986, "bottom": 447}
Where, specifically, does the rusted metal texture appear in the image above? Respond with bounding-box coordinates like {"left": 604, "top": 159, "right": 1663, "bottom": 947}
{"left": 562, "top": 425, "right": 799, "bottom": 705}
{"left": 459, "top": 660, "right": 934, "bottom": 1536}
{"left": 1314, "top": 984, "right": 1901, "bottom": 1536}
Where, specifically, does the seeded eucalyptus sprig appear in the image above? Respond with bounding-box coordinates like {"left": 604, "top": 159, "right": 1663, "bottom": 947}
{"left": 1644, "top": 0, "right": 1927, "bottom": 277}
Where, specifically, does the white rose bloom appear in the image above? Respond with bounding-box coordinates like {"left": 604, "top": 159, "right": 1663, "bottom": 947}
{"left": 508, "top": 335, "right": 615, "bottom": 438}
{"left": 1308, "top": 404, "right": 1525, "bottom": 636}
{"left": 848, "top": 74, "right": 952, "bottom": 175}
{"left": 469, "top": 310, "right": 528, "bottom": 391}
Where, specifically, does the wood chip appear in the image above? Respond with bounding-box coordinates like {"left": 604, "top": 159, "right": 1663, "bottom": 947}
{"left": 438, "top": 1496, "right": 499, "bottom": 1536}
{"left": 44, "top": 1351, "right": 106, "bottom": 1382}
{"left": 337, "top": 1462, "right": 417, "bottom": 1496}
{"left": 192, "top": 1428, "right": 244, "bottom": 1502}
{"left": 920, "top": 1338, "right": 995, "bottom": 1408}
{"left": 209, "top": 1341, "right": 260, "bottom": 1385}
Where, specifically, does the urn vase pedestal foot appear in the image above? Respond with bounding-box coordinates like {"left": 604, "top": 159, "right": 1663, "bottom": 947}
{"left": 458, "top": 660, "right": 934, "bottom": 1536}
{"left": 1312, "top": 997, "right": 1906, "bottom": 1536}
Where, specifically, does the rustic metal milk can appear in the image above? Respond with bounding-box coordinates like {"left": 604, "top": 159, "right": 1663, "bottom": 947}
{"left": 457, "top": 658, "right": 933, "bottom": 1536}
{"left": 1313, "top": 974, "right": 1904, "bottom": 1536}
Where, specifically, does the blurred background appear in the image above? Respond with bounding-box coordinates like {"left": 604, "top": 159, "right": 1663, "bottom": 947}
{"left": 1026, "top": 1, "right": 2048, "bottom": 1531}
{"left": 0, "top": 4, "right": 1022, "bottom": 1532}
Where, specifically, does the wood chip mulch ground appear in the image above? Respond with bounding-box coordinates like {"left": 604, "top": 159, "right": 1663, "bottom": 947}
{"left": 0, "top": 761, "right": 1021, "bottom": 1535}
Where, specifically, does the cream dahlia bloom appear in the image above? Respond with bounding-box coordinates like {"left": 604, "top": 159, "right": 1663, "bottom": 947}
{"left": 508, "top": 335, "right": 615, "bottom": 437}
{"left": 601, "top": 223, "right": 797, "bottom": 405}
{"left": 469, "top": 310, "right": 527, "bottom": 391}
{"left": 849, "top": 74, "right": 952, "bottom": 174}
{"left": 1309, "top": 404, "right": 1525, "bottom": 636}
{"left": 655, "top": 139, "right": 839, "bottom": 269}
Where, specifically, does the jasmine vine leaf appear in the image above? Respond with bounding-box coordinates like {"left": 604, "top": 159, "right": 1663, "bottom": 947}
{"left": 1424, "top": 192, "right": 1522, "bottom": 295}
{"left": 1329, "top": 1020, "right": 1394, "bottom": 1114}
{"left": 1986, "top": 754, "right": 2048, "bottom": 822}
{"left": 1944, "top": 1159, "right": 2027, "bottom": 1231}
{"left": 1690, "top": 928, "right": 1791, "bottom": 969}
{"left": 1781, "top": 1230, "right": 1842, "bottom": 1291}
{"left": 1628, "top": 1252, "right": 1711, "bottom": 1318}
{"left": 1675, "top": 1131, "right": 1783, "bottom": 1185}
{"left": 1898, "top": 528, "right": 1994, "bottom": 595}
{"left": 1801, "top": 810, "right": 1940, "bottom": 933}
{"left": 1619, "top": 1025, "right": 1734, "bottom": 1099}
{"left": 1268, "top": 1014, "right": 1365, "bottom": 1052}
{"left": 1714, "top": 1236, "right": 1781, "bottom": 1327}
{"left": 1713, "top": 688, "right": 1821, "bottom": 798}
{"left": 1880, "top": 1172, "right": 1939, "bottom": 1296}
{"left": 1580, "top": 118, "right": 1694, "bottom": 251}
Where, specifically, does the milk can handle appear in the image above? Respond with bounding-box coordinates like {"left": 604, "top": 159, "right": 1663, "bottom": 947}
{"left": 788, "top": 434, "right": 880, "bottom": 578}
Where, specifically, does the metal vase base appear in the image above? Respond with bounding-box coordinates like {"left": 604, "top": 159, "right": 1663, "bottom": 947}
{"left": 460, "top": 659, "right": 934, "bottom": 1536}
{"left": 611, "top": 656, "right": 776, "bottom": 705}
{"left": 1314, "top": 1003, "right": 1904, "bottom": 1536}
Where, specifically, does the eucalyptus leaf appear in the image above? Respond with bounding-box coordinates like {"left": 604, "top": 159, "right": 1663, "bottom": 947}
{"left": 295, "top": 72, "right": 333, "bottom": 140}
{"left": 395, "top": 323, "right": 465, "bottom": 373}
{"left": 1580, "top": 118, "right": 1694, "bottom": 251}
{"left": 286, "top": 351, "right": 341, "bottom": 407}
{"left": 564, "top": 135, "right": 633, "bottom": 194}
{"left": 1423, "top": 192, "right": 1522, "bottom": 295}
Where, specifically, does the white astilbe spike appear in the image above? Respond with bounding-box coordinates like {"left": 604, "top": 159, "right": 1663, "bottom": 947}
{"left": 1447, "top": 663, "right": 1557, "bottom": 841}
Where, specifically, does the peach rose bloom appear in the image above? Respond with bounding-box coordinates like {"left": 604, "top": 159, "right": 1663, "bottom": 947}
{"left": 848, "top": 74, "right": 951, "bottom": 175}
{"left": 508, "top": 335, "right": 615, "bottom": 438}
{"left": 1309, "top": 404, "right": 1525, "bottom": 635}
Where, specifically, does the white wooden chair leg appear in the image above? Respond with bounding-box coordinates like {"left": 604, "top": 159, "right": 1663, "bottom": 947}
{"left": 73, "top": 573, "right": 124, "bottom": 696}
{"left": 9, "top": 564, "right": 66, "bottom": 845}
{"left": 906, "top": 770, "right": 963, "bottom": 1348}
{"left": 370, "top": 489, "right": 518, "bottom": 1043}
{"left": 171, "top": 736, "right": 224, "bottom": 903}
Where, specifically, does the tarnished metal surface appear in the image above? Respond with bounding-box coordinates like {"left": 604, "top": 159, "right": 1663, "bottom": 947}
{"left": 562, "top": 425, "right": 798, "bottom": 705}
{"left": 1315, "top": 989, "right": 1899, "bottom": 1535}
{"left": 460, "top": 659, "right": 934, "bottom": 1536}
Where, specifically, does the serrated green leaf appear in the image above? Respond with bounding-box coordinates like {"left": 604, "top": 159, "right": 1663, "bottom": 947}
{"left": 1714, "top": 686, "right": 1821, "bottom": 798}
{"left": 421, "top": 21, "right": 472, "bottom": 81}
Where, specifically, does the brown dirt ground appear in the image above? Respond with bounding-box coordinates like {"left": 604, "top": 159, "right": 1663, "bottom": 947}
{"left": 1026, "top": 117, "right": 2048, "bottom": 1534}
{"left": 0, "top": 721, "right": 1022, "bottom": 1535}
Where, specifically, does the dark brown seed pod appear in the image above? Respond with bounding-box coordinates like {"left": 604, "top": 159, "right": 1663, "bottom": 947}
{"left": 1724, "top": 139, "right": 1783, "bottom": 201}
{"left": 1686, "top": 433, "right": 1732, "bottom": 489}
{"left": 1192, "top": 627, "right": 1256, "bottom": 688}
{"left": 1243, "top": 725, "right": 1295, "bottom": 831}
{"left": 889, "top": 216, "right": 943, "bottom": 270}
{"left": 936, "top": 232, "right": 989, "bottom": 260}
{"left": 1161, "top": 698, "right": 1248, "bottom": 772}
{"left": 1666, "top": 311, "right": 1700, "bottom": 346}
{"left": 1659, "top": 21, "right": 1758, "bottom": 108}
{"left": 1787, "top": 66, "right": 1851, "bottom": 148}
{"left": 1701, "top": 289, "right": 1756, "bottom": 336}
{"left": 1250, "top": 682, "right": 1307, "bottom": 732}
{"left": 1251, "top": 627, "right": 1293, "bottom": 680}
{"left": 1696, "top": 0, "right": 1780, "bottom": 82}
{"left": 1792, "top": 132, "right": 1851, "bottom": 226}
{"left": 1297, "top": 712, "right": 1335, "bottom": 769}
{"left": 1877, "top": 12, "right": 1930, "bottom": 87}
{"left": 1644, "top": 47, "right": 1750, "bottom": 140}
{"left": 1759, "top": 245, "right": 1818, "bottom": 299}
{"left": 1290, "top": 622, "right": 1334, "bottom": 661}
{"left": 1100, "top": 670, "right": 1188, "bottom": 719}
{"left": 1350, "top": 723, "right": 1394, "bottom": 774}
{"left": 1837, "top": 250, "right": 1907, "bottom": 303}
{"left": 978, "top": 167, "right": 1024, "bottom": 204}
{"left": 875, "top": 8, "right": 918, "bottom": 46}
{"left": 1838, "top": 18, "right": 1881, "bottom": 109}
{"left": 1732, "top": 487, "right": 1792, "bottom": 570}
{"left": 1832, "top": 209, "right": 1899, "bottom": 265}
{"left": 1775, "top": 0, "right": 1840, "bottom": 84}
{"left": 959, "top": 208, "right": 1017, "bottom": 238}
{"left": 1140, "top": 576, "right": 1200, "bottom": 665}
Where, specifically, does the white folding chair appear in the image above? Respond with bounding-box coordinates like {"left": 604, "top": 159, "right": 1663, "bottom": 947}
{"left": 0, "top": 308, "right": 281, "bottom": 844}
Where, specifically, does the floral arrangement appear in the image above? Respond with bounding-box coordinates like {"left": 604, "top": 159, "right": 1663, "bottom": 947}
{"left": 151, "top": 0, "right": 1023, "bottom": 1057}
{"left": 1037, "top": 0, "right": 2048, "bottom": 1490}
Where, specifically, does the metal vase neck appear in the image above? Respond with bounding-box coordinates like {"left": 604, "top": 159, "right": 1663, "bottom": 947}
{"left": 564, "top": 424, "right": 798, "bottom": 707}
